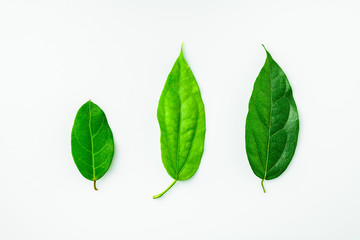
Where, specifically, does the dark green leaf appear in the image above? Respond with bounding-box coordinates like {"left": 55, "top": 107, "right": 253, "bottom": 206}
{"left": 153, "top": 45, "right": 206, "bottom": 199}
{"left": 71, "top": 100, "right": 114, "bottom": 190}
{"left": 245, "top": 45, "right": 299, "bottom": 192}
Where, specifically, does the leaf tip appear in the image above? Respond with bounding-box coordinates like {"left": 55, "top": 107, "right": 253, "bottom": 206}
{"left": 261, "top": 44, "right": 268, "bottom": 52}
{"left": 261, "top": 44, "right": 273, "bottom": 61}
{"left": 180, "top": 42, "right": 184, "bottom": 56}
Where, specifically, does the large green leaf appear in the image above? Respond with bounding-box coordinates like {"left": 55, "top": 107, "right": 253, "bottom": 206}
{"left": 153, "top": 45, "right": 206, "bottom": 199}
{"left": 245, "top": 45, "right": 299, "bottom": 192}
{"left": 71, "top": 100, "right": 114, "bottom": 190}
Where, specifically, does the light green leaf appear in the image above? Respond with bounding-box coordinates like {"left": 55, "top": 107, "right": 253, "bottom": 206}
{"left": 153, "top": 45, "right": 206, "bottom": 199}
{"left": 71, "top": 100, "right": 114, "bottom": 190}
{"left": 245, "top": 45, "right": 299, "bottom": 193}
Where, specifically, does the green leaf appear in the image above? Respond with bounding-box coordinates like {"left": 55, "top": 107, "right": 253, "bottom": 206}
{"left": 153, "top": 45, "right": 206, "bottom": 199}
{"left": 71, "top": 100, "right": 114, "bottom": 190}
{"left": 245, "top": 45, "right": 299, "bottom": 193}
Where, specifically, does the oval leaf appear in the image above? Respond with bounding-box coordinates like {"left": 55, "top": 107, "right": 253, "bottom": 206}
{"left": 71, "top": 100, "right": 114, "bottom": 190}
{"left": 245, "top": 45, "right": 299, "bottom": 192}
{"left": 153, "top": 45, "right": 206, "bottom": 199}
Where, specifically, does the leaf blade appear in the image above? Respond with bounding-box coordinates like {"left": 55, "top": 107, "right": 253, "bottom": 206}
{"left": 245, "top": 46, "right": 299, "bottom": 191}
{"left": 71, "top": 100, "right": 114, "bottom": 190}
{"left": 154, "top": 46, "right": 206, "bottom": 198}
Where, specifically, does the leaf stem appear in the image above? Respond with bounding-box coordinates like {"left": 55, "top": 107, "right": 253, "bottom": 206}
{"left": 153, "top": 180, "right": 177, "bottom": 199}
{"left": 261, "top": 179, "right": 266, "bottom": 193}
{"left": 94, "top": 180, "right": 98, "bottom": 191}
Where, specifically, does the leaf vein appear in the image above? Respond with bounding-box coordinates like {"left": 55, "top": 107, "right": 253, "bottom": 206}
{"left": 254, "top": 104, "right": 270, "bottom": 129}
{"left": 264, "top": 58, "right": 272, "bottom": 180}
{"left": 73, "top": 151, "right": 92, "bottom": 168}
{"left": 93, "top": 119, "right": 105, "bottom": 138}
{"left": 270, "top": 97, "right": 290, "bottom": 136}
{"left": 266, "top": 134, "right": 288, "bottom": 174}
{"left": 94, "top": 158, "right": 110, "bottom": 169}
{"left": 177, "top": 120, "right": 199, "bottom": 179}
{"left": 93, "top": 142, "right": 110, "bottom": 156}
{"left": 89, "top": 102, "right": 96, "bottom": 180}
{"left": 74, "top": 132, "right": 91, "bottom": 153}
{"left": 250, "top": 125, "right": 266, "bottom": 173}
{"left": 175, "top": 99, "right": 181, "bottom": 179}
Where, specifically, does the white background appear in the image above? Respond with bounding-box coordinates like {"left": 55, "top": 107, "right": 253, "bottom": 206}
{"left": 0, "top": 0, "right": 359, "bottom": 239}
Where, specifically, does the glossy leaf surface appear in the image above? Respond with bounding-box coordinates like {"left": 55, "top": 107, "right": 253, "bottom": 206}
{"left": 153, "top": 45, "right": 206, "bottom": 199}
{"left": 71, "top": 100, "right": 114, "bottom": 190}
{"left": 245, "top": 45, "right": 299, "bottom": 192}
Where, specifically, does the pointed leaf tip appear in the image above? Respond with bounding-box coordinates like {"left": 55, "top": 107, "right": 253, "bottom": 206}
{"left": 261, "top": 44, "right": 272, "bottom": 59}
{"left": 261, "top": 44, "right": 268, "bottom": 52}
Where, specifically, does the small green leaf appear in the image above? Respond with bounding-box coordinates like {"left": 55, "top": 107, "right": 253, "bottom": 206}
{"left": 153, "top": 45, "right": 206, "bottom": 199}
{"left": 71, "top": 100, "right": 114, "bottom": 190}
{"left": 245, "top": 45, "right": 299, "bottom": 193}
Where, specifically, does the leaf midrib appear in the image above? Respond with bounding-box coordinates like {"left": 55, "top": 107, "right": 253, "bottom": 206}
{"left": 88, "top": 102, "right": 96, "bottom": 180}
{"left": 174, "top": 62, "right": 199, "bottom": 180}
{"left": 264, "top": 58, "right": 272, "bottom": 180}
{"left": 175, "top": 98, "right": 181, "bottom": 179}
